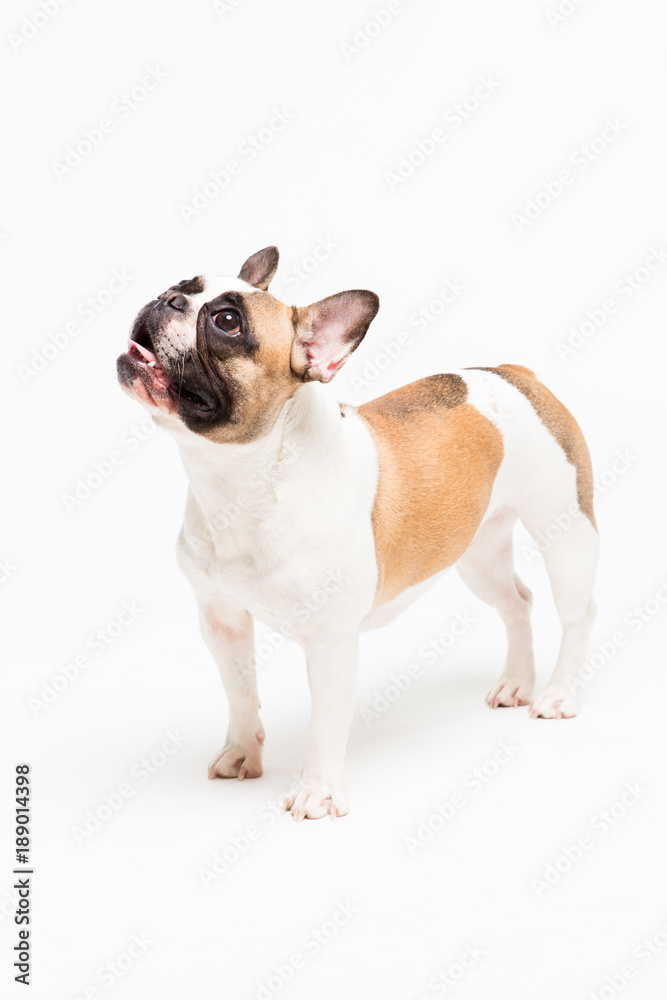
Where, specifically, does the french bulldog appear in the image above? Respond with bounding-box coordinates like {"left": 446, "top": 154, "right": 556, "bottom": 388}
{"left": 117, "top": 246, "right": 598, "bottom": 820}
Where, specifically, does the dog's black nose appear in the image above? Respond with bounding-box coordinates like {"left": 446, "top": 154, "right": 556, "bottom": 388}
{"left": 163, "top": 292, "right": 187, "bottom": 311}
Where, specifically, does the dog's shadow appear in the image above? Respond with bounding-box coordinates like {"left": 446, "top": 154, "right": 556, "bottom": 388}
{"left": 264, "top": 661, "right": 496, "bottom": 774}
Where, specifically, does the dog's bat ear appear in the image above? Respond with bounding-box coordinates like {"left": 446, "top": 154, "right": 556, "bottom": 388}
{"left": 238, "top": 246, "right": 279, "bottom": 290}
{"left": 291, "top": 290, "right": 380, "bottom": 383}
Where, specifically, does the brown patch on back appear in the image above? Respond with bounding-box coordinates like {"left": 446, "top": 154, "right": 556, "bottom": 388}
{"left": 469, "top": 365, "right": 596, "bottom": 528}
{"left": 358, "top": 376, "right": 504, "bottom": 607}
{"left": 367, "top": 373, "right": 468, "bottom": 417}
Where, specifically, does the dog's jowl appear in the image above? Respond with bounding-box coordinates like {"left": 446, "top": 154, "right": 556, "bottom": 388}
{"left": 117, "top": 246, "right": 599, "bottom": 820}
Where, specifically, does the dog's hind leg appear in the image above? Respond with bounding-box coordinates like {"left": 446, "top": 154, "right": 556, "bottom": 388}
{"left": 456, "top": 506, "right": 536, "bottom": 708}
{"left": 526, "top": 513, "right": 599, "bottom": 718}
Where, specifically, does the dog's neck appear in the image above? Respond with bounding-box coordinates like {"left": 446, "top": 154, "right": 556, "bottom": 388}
{"left": 166, "top": 383, "right": 342, "bottom": 540}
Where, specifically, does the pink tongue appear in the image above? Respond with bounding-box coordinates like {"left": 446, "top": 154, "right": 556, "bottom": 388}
{"left": 128, "top": 340, "right": 159, "bottom": 365}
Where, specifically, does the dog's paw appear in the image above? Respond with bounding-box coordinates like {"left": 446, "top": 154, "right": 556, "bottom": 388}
{"left": 208, "top": 739, "right": 264, "bottom": 780}
{"left": 529, "top": 688, "right": 578, "bottom": 719}
{"left": 486, "top": 677, "right": 534, "bottom": 709}
{"left": 282, "top": 781, "right": 349, "bottom": 821}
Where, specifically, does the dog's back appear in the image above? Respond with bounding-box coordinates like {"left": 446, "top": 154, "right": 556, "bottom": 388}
{"left": 358, "top": 365, "right": 597, "bottom": 609}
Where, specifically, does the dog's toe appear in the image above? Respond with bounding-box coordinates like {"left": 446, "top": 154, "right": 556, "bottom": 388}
{"left": 529, "top": 688, "right": 578, "bottom": 719}
{"left": 486, "top": 678, "right": 533, "bottom": 709}
{"left": 283, "top": 781, "right": 348, "bottom": 821}
{"left": 208, "top": 743, "right": 263, "bottom": 779}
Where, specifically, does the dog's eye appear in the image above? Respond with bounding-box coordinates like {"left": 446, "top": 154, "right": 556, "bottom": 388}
{"left": 212, "top": 309, "right": 241, "bottom": 336}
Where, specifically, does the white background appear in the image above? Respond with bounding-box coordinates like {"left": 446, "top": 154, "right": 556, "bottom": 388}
{"left": 2, "top": 0, "right": 667, "bottom": 998}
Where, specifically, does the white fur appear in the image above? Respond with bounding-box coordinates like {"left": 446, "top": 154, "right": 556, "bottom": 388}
{"left": 460, "top": 369, "right": 598, "bottom": 718}
{"left": 173, "top": 384, "right": 381, "bottom": 818}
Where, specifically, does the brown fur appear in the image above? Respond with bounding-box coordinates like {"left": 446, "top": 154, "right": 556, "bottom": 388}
{"left": 358, "top": 376, "right": 504, "bottom": 607}
{"left": 469, "top": 365, "right": 596, "bottom": 528}
{"left": 204, "top": 292, "right": 300, "bottom": 444}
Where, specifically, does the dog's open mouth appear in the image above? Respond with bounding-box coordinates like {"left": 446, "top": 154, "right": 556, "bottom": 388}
{"left": 118, "top": 319, "right": 221, "bottom": 422}
{"left": 123, "top": 325, "right": 215, "bottom": 414}
{"left": 126, "top": 335, "right": 172, "bottom": 391}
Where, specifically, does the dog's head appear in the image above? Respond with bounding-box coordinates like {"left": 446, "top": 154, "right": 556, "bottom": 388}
{"left": 116, "top": 247, "right": 379, "bottom": 442}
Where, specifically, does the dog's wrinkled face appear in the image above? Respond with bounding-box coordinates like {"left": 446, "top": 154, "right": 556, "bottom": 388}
{"left": 117, "top": 246, "right": 379, "bottom": 444}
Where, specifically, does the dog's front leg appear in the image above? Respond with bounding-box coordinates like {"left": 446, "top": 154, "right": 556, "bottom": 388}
{"left": 200, "top": 606, "right": 265, "bottom": 781}
{"left": 285, "top": 633, "right": 358, "bottom": 821}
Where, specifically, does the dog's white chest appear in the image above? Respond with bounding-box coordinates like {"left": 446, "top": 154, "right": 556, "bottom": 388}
{"left": 180, "top": 501, "right": 374, "bottom": 641}
{"left": 176, "top": 402, "right": 381, "bottom": 641}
